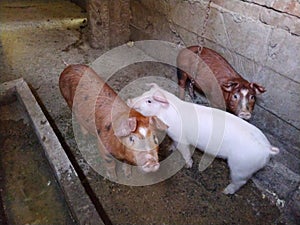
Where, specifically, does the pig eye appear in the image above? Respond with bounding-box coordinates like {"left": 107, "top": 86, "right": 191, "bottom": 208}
{"left": 233, "top": 94, "right": 238, "bottom": 100}
{"left": 147, "top": 100, "right": 152, "bottom": 104}
{"left": 129, "top": 136, "right": 135, "bottom": 143}
{"left": 250, "top": 95, "right": 256, "bottom": 101}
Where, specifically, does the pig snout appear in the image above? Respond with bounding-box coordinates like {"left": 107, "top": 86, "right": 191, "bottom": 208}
{"left": 238, "top": 111, "right": 251, "bottom": 120}
{"left": 127, "top": 98, "right": 140, "bottom": 111}
{"left": 140, "top": 153, "right": 160, "bottom": 173}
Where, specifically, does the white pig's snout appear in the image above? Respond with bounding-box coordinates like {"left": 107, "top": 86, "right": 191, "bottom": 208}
{"left": 127, "top": 98, "right": 141, "bottom": 111}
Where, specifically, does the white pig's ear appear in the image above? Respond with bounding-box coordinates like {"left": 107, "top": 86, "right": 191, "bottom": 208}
{"left": 114, "top": 117, "right": 137, "bottom": 137}
{"left": 146, "top": 83, "right": 159, "bottom": 89}
{"left": 153, "top": 90, "right": 169, "bottom": 105}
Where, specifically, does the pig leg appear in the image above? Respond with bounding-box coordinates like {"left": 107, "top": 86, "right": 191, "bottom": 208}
{"left": 176, "top": 143, "right": 193, "bottom": 168}
{"left": 223, "top": 176, "right": 248, "bottom": 195}
{"left": 168, "top": 141, "right": 178, "bottom": 152}
{"left": 187, "top": 79, "right": 196, "bottom": 101}
{"left": 96, "top": 139, "right": 117, "bottom": 180}
{"left": 103, "top": 154, "right": 117, "bottom": 180}
{"left": 122, "top": 163, "right": 132, "bottom": 178}
{"left": 223, "top": 159, "right": 253, "bottom": 194}
{"left": 177, "top": 68, "right": 188, "bottom": 100}
{"left": 80, "top": 125, "right": 89, "bottom": 136}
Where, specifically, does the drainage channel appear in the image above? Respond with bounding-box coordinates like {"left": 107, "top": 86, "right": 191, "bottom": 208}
{"left": 0, "top": 78, "right": 110, "bottom": 225}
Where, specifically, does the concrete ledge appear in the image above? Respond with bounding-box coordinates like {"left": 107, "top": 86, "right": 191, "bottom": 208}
{"left": 0, "top": 78, "right": 105, "bottom": 225}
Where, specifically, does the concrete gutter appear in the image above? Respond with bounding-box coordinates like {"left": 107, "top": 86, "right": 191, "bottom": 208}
{"left": 0, "top": 78, "right": 105, "bottom": 225}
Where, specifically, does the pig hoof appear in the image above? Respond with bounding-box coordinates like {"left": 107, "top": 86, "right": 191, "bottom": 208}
{"left": 223, "top": 184, "right": 236, "bottom": 195}
{"left": 185, "top": 159, "right": 193, "bottom": 168}
{"left": 106, "top": 170, "right": 118, "bottom": 181}
{"left": 168, "top": 145, "right": 176, "bottom": 152}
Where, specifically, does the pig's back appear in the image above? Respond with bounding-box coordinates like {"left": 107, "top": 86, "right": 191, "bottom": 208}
{"left": 222, "top": 110, "right": 271, "bottom": 157}
{"left": 200, "top": 47, "right": 241, "bottom": 82}
{"left": 193, "top": 104, "right": 271, "bottom": 158}
{"left": 59, "top": 64, "right": 126, "bottom": 135}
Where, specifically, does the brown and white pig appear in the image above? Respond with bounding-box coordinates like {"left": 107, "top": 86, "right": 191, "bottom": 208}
{"left": 59, "top": 64, "right": 168, "bottom": 179}
{"left": 177, "top": 46, "right": 266, "bottom": 120}
{"left": 127, "top": 83, "right": 279, "bottom": 194}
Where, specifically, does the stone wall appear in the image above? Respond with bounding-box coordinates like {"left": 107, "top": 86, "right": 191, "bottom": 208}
{"left": 87, "top": 0, "right": 131, "bottom": 49}
{"left": 70, "top": 0, "right": 87, "bottom": 10}
{"left": 129, "top": 0, "right": 300, "bottom": 223}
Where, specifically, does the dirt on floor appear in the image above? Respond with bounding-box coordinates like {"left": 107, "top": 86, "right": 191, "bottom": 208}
{"left": 0, "top": 1, "right": 286, "bottom": 225}
{"left": 0, "top": 100, "right": 281, "bottom": 225}
{"left": 0, "top": 101, "right": 76, "bottom": 225}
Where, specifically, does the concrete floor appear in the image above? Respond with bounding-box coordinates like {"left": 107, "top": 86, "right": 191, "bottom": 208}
{"left": 0, "top": 0, "right": 296, "bottom": 224}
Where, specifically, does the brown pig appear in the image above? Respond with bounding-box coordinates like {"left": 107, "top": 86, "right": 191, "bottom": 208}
{"left": 177, "top": 46, "right": 266, "bottom": 120}
{"left": 59, "top": 64, "right": 168, "bottom": 179}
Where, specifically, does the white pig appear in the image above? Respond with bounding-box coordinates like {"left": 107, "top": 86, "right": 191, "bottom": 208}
{"left": 127, "top": 83, "right": 279, "bottom": 194}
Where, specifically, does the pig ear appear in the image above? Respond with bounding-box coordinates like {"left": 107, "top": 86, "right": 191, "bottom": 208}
{"left": 150, "top": 116, "right": 168, "bottom": 131}
{"left": 146, "top": 83, "right": 159, "bottom": 89}
{"left": 153, "top": 90, "right": 169, "bottom": 105}
{"left": 222, "top": 81, "right": 239, "bottom": 92}
{"left": 250, "top": 83, "right": 266, "bottom": 95}
{"left": 114, "top": 117, "right": 137, "bottom": 137}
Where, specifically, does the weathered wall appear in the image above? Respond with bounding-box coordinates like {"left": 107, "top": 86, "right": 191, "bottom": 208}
{"left": 70, "top": 0, "right": 87, "bottom": 10}
{"left": 129, "top": 0, "right": 300, "bottom": 222}
{"left": 87, "top": 0, "right": 131, "bottom": 49}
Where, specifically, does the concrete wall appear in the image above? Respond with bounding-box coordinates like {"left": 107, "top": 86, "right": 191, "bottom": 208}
{"left": 87, "top": 0, "right": 131, "bottom": 49}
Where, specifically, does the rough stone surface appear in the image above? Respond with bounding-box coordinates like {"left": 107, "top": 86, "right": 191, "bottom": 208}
{"left": 87, "top": 0, "right": 131, "bottom": 49}
{"left": 250, "top": 0, "right": 300, "bottom": 17}
{"left": 213, "top": 0, "right": 300, "bottom": 35}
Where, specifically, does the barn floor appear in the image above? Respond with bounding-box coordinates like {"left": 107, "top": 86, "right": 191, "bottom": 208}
{"left": 0, "top": 0, "right": 287, "bottom": 224}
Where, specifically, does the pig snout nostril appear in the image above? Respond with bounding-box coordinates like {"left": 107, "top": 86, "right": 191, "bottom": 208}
{"left": 153, "top": 163, "right": 160, "bottom": 171}
{"left": 141, "top": 160, "right": 160, "bottom": 172}
{"left": 238, "top": 112, "right": 251, "bottom": 120}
